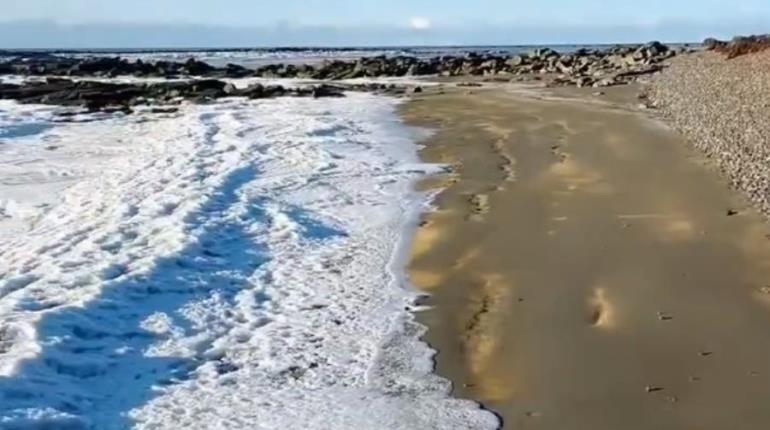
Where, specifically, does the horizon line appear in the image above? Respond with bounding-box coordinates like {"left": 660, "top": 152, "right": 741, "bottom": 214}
{"left": 0, "top": 41, "right": 702, "bottom": 52}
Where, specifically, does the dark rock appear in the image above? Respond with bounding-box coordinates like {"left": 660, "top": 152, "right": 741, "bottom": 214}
{"left": 223, "top": 63, "right": 252, "bottom": 78}
{"left": 532, "top": 48, "right": 560, "bottom": 59}
{"left": 0, "top": 78, "right": 349, "bottom": 112}
{"left": 408, "top": 86, "right": 423, "bottom": 94}
{"left": 182, "top": 58, "right": 216, "bottom": 75}
{"left": 240, "top": 83, "right": 265, "bottom": 98}
{"left": 312, "top": 84, "right": 345, "bottom": 98}
{"left": 149, "top": 107, "right": 179, "bottom": 114}
{"left": 575, "top": 76, "right": 594, "bottom": 88}
{"left": 703, "top": 37, "right": 726, "bottom": 50}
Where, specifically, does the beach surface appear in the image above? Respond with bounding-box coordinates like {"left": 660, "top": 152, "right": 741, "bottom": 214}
{"left": 404, "top": 84, "right": 770, "bottom": 429}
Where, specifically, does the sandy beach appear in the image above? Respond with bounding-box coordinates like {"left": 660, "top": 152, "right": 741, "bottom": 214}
{"left": 404, "top": 82, "right": 770, "bottom": 429}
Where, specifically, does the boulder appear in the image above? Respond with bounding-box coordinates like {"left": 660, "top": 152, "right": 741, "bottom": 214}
{"left": 532, "top": 48, "right": 560, "bottom": 59}
{"left": 183, "top": 58, "right": 216, "bottom": 75}
{"left": 241, "top": 83, "right": 266, "bottom": 98}
{"left": 224, "top": 63, "right": 252, "bottom": 78}
{"left": 574, "top": 76, "right": 594, "bottom": 88}
{"left": 312, "top": 84, "right": 345, "bottom": 98}
{"left": 506, "top": 55, "right": 526, "bottom": 67}
{"left": 223, "top": 83, "right": 239, "bottom": 95}
{"left": 703, "top": 37, "right": 726, "bottom": 50}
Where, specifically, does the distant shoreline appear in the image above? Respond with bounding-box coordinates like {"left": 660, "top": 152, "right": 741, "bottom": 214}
{"left": 0, "top": 42, "right": 698, "bottom": 55}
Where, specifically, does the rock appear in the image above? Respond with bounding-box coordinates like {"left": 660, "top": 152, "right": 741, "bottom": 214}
{"left": 575, "top": 76, "right": 594, "bottom": 88}
{"left": 223, "top": 83, "right": 239, "bottom": 95}
{"left": 183, "top": 58, "right": 216, "bottom": 75}
{"left": 0, "top": 42, "right": 680, "bottom": 91}
{"left": 506, "top": 55, "right": 526, "bottom": 67}
{"left": 645, "top": 41, "right": 669, "bottom": 56}
{"left": 238, "top": 83, "right": 263, "bottom": 98}
{"left": 713, "top": 34, "right": 770, "bottom": 59}
{"left": 262, "top": 85, "right": 287, "bottom": 98}
{"left": 408, "top": 86, "right": 423, "bottom": 94}
{"left": 532, "top": 48, "right": 559, "bottom": 59}
{"left": 149, "top": 107, "right": 179, "bottom": 114}
{"left": 703, "top": 37, "right": 726, "bottom": 50}
{"left": 311, "top": 84, "right": 345, "bottom": 98}
{"left": 224, "top": 63, "right": 252, "bottom": 78}
{"left": 0, "top": 78, "right": 348, "bottom": 112}
{"left": 593, "top": 77, "right": 619, "bottom": 88}
{"left": 191, "top": 79, "right": 226, "bottom": 93}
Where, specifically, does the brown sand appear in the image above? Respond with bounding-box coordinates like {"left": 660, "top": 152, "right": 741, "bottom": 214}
{"left": 403, "top": 85, "right": 770, "bottom": 430}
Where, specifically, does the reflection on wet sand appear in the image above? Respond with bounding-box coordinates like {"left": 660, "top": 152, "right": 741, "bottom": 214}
{"left": 460, "top": 273, "right": 516, "bottom": 403}
{"left": 404, "top": 85, "right": 770, "bottom": 430}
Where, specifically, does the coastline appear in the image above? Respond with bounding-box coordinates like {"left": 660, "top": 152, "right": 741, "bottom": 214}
{"left": 4, "top": 39, "right": 770, "bottom": 428}
{"left": 402, "top": 82, "right": 770, "bottom": 429}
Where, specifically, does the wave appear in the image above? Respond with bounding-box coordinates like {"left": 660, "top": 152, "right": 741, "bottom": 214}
{"left": 0, "top": 92, "right": 498, "bottom": 429}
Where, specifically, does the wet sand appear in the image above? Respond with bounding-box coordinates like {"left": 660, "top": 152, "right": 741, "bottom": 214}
{"left": 403, "top": 84, "right": 770, "bottom": 429}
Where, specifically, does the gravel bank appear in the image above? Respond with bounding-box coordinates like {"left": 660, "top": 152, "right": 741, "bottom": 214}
{"left": 649, "top": 51, "right": 770, "bottom": 217}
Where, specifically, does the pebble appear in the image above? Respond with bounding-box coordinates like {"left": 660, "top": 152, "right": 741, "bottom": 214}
{"left": 649, "top": 51, "right": 770, "bottom": 219}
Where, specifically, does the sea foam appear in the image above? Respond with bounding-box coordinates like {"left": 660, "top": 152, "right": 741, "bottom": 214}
{"left": 0, "top": 93, "right": 499, "bottom": 429}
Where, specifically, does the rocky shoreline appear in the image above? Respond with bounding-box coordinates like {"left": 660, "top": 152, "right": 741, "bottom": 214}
{"left": 0, "top": 42, "right": 684, "bottom": 114}
{"left": 0, "top": 78, "right": 365, "bottom": 112}
{"left": 0, "top": 42, "right": 678, "bottom": 84}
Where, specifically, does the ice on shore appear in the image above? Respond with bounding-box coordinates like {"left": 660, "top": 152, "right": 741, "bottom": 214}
{"left": 0, "top": 94, "right": 499, "bottom": 429}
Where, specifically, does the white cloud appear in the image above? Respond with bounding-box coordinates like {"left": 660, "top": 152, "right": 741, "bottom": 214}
{"left": 409, "top": 17, "right": 431, "bottom": 30}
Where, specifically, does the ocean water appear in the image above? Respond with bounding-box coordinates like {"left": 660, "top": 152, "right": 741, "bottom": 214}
{"left": 0, "top": 81, "right": 499, "bottom": 429}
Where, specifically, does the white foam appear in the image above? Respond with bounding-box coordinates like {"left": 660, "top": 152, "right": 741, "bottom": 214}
{"left": 0, "top": 93, "right": 498, "bottom": 429}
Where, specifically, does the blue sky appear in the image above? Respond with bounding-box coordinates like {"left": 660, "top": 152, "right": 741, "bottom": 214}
{"left": 1, "top": 0, "right": 769, "bottom": 48}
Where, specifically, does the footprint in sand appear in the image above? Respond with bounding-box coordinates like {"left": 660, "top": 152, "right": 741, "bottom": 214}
{"left": 491, "top": 139, "right": 516, "bottom": 182}
{"left": 468, "top": 193, "right": 490, "bottom": 221}
{"left": 588, "top": 288, "right": 613, "bottom": 328}
{"left": 550, "top": 144, "right": 569, "bottom": 163}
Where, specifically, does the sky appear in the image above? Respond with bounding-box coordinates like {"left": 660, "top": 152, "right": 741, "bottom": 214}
{"left": 1, "top": 0, "right": 769, "bottom": 48}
